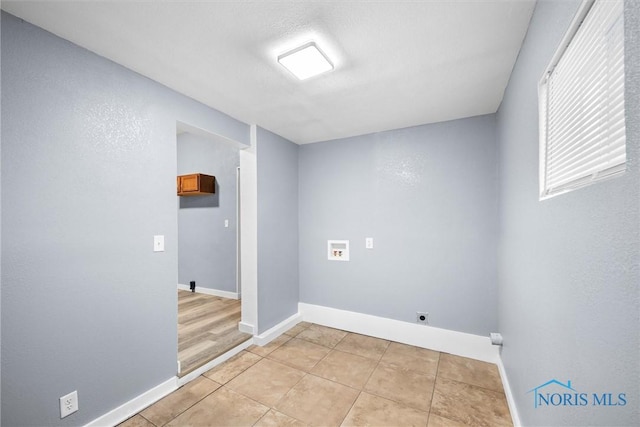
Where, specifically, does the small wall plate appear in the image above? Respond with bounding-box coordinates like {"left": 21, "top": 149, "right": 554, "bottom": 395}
{"left": 328, "top": 240, "right": 349, "bottom": 261}
{"left": 416, "top": 312, "right": 429, "bottom": 325}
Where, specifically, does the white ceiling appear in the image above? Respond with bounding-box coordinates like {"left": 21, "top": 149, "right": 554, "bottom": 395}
{"left": 2, "top": 0, "right": 536, "bottom": 144}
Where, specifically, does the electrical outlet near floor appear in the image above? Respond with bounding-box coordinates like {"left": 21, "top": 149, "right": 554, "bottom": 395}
{"left": 416, "top": 311, "right": 429, "bottom": 325}
{"left": 59, "top": 390, "right": 78, "bottom": 418}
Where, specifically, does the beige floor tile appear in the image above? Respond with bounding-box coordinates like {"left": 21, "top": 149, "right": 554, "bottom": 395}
{"left": 341, "top": 392, "right": 429, "bottom": 427}
{"left": 248, "top": 334, "right": 293, "bottom": 357}
{"left": 118, "top": 414, "right": 156, "bottom": 427}
{"left": 254, "top": 409, "right": 307, "bottom": 427}
{"left": 427, "top": 413, "right": 467, "bottom": 427}
{"left": 311, "top": 349, "right": 377, "bottom": 389}
{"left": 364, "top": 362, "right": 434, "bottom": 412}
{"left": 140, "top": 376, "right": 220, "bottom": 426}
{"left": 437, "top": 353, "right": 503, "bottom": 392}
{"left": 267, "top": 337, "right": 331, "bottom": 371}
{"left": 430, "top": 377, "right": 512, "bottom": 427}
{"left": 381, "top": 342, "right": 440, "bottom": 377}
{"left": 125, "top": 331, "right": 515, "bottom": 427}
{"left": 283, "top": 322, "right": 312, "bottom": 337}
{"left": 296, "top": 324, "right": 348, "bottom": 348}
{"left": 203, "top": 350, "right": 262, "bottom": 384}
{"left": 166, "top": 387, "right": 269, "bottom": 427}
{"left": 334, "top": 333, "right": 390, "bottom": 361}
{"left": 275, "top": 375, "right": 359, "bottom": 426}
{"left": 226, "top": 358, "right": 306, "bottom": 407}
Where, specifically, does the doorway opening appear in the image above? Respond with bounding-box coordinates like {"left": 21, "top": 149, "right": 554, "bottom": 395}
{"left": 175, "top": 122, "right": 251, "bottom": 377}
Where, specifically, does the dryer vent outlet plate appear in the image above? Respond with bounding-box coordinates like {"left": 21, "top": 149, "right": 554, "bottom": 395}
{"left": 416, "top": 312, "right": 428, "bottom": 325}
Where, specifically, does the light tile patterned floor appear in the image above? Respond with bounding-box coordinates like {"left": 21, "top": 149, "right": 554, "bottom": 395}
{"left": 120, "top": 322, "right": 512, "bottom": 427}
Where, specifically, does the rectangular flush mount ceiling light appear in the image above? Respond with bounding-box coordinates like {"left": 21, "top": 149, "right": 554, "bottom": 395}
{"left": 278, "top": 41, "right": 334, "bottom": 80}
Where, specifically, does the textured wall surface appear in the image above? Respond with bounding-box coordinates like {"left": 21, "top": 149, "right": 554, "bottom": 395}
{"left": 497, "top": 1, "right": 640, "bottom": 425}
{"left": 298, "top": 115, "right": 499, "bottom": 336}
{"left": 177, "top": 132, "right": 239, "bottom": 293}
{"left": 0, "top": 12, "right": 249, "bottom": 426}
{"left": 256, "top": 126, "right": 299, "bottom": 333}
{"left": 3, "top": 2, "right": 639, "bottom": 426}
{"left": 0, "top": 8, "right": 3, "bottom": 424}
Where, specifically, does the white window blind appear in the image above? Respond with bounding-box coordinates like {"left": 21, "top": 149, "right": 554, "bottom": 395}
{"left": 539, "top": 0, "right": 625, "bottom": 199}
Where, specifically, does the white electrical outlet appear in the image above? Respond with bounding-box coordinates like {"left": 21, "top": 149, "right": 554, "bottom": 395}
{"left": 59, "top": 390, "right": 78, "bottom": 418}
{"left": 224, "top": 219, "right": 229, "bottom": 228}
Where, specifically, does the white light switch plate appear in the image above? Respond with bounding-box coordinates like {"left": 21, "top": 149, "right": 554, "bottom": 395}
{"left": 154, "top": 235, "right": 165, "bottom": 252}
{"left": 365, "top": 237, "right": 374, "bottom": 249}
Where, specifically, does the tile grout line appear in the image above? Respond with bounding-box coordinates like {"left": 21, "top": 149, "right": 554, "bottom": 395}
{"left": 215, "top": 384, "right": 272, "bottom": 424}
{"left": 338, "top": 389, "right": 361, "bottom": 426}
{"left": 203, "top": 350, "right": 263, "bottom": 385}
{"left": 270, "top": 370, "right": 309, "bottom": 412}
{"left": 211, "top": 344, "right": 288, "bottom": 418}
{"left": 335, "top": 339, "right": 388, "bottom": 426}
{"left": 347, "top": 341, "right": 424, "bottom": 413}
{"left": 138, "top": 413, "right": 159, "bottom": 427}
{"left": 436, "top": 374, "right": 509, "bottom": 396}
{"left": 126, "top": 322, "right": 511, "bottom": 427}
{"left": 426, "top": 351, "right": 442, "bottom": 426}
{"left": 435, "top": 354, "right": 509, "bottom": 395}
{"left": 177, "top": 351, "right": 263, "bottom": 424}
{"left": 271, "top": 325, "right": 369, "bottom": 426}
{"left": 429, "top": 354, "right": 512, "bottom": 426}
{"left": 254, "top": 322, "right": 315, "bottom": 423}
{"left": 170, "top": 380, "right": 221, "bottom": 425}
{"left": 358, "top": 341, "right": 387, "bottom": 394}
{"left": 269, "top": 325, "right": 345, "bottom": 422}
{"left": 147, "top": 376, "right": 224, "bottom": 427}
{"left": 306, "top": 335, "right": 368, "bottom": 426}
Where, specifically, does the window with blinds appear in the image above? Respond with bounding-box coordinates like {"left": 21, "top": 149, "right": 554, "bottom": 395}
{"left": 538, "top": 0, "right": 625, "bottom": 199}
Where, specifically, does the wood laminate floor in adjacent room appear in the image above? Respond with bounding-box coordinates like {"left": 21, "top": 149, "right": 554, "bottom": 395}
{"left": 178, "top": 290, "right": 252, "bottom": 377}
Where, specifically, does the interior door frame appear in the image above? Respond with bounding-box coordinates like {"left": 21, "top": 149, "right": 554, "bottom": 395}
{"left": 175, "top": 120, "right": 257, "bottom": 337}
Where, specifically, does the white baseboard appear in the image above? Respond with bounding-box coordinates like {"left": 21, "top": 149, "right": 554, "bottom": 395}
{"left": 177, "top": 284, "right": 238, "bottom": 300}
{"left": 497, "top": 354, "right": 521, "bottom": 426}
{"left": 85, "top": 377, "right": 177, "bottom": 427}
{"left": 86, "top": 338, "right": 255, "bottom": 426}
{"left": 238, "top": 321, "right": 255, "bottom": 334}
{"left": 253, "top": 312, "right": 302, "bottom": 346}
{"left": 177, "top": 338, "right": 253, "bottom": 386}
{"left": 298, "top": 303, "right": 499, "bottom": 364}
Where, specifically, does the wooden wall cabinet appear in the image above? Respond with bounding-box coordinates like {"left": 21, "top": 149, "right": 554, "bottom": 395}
{"left": 177, "top": 173, "right": 215, "bottom": 196}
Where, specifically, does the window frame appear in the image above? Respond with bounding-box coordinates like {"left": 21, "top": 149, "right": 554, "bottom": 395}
{"left": 538, "top": 0, "right": 626, "bottom": 200}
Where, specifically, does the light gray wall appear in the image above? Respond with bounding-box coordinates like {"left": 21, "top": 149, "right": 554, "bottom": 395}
{"left": 177, "top": 132, "right": 239, "bottom": 293}
{"left": 298, "top": 115, "right": 499, "bottom": 336}
{"left": 256, "top": 126, "right": 299, "bottom": 333}
{"left": 0, "top": 7, "right": 3, "bottom": 424}
{"left": 496, "top": 1, "right": 640, "bottom": 426}
{"left": 0, "top": 12, "right": 249, "bottom": 426}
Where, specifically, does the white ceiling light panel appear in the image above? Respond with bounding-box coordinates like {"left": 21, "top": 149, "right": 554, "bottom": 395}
{"left": 278, "top": 41, "right": 334, "bottom": 80}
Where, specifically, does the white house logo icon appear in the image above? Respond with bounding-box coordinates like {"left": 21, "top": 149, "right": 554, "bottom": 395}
{"left": 528, "top": 379, "right": 577, "bottom": 408}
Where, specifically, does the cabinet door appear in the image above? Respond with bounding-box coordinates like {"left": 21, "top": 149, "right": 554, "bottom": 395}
{"left": 179, "top": 174, "right": 199, "bottom": 193}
